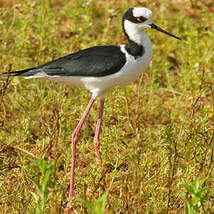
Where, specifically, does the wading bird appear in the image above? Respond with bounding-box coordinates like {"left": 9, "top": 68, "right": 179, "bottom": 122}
{"left": 7, "top": 7, "right": 181, "bottom": 212}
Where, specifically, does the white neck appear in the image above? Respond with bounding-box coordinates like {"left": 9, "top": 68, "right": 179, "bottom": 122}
{"left": 124, "top": 20, "right": 147, "bottom": 46}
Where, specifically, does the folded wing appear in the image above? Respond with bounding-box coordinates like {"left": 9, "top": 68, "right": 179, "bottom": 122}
{"left": 10, "top": 45, "right": 126, "bottom": 77}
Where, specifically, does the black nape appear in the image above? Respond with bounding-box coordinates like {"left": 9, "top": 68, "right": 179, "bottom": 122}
{"left": 125, "top": 40, "right": 145, "bottom": 59}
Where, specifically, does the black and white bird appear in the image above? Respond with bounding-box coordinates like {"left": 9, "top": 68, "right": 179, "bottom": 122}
{"left": 7, "top": 7, "right": 181, "bottom": 211}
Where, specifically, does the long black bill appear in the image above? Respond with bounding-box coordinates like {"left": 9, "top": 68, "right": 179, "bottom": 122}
{"left": 150, "top": 23, "right": 181, "bottom": 40}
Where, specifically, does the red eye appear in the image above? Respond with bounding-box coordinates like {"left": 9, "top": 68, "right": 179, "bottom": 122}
{"left": 137, "top": 16, "right": 146, "bottom": 23}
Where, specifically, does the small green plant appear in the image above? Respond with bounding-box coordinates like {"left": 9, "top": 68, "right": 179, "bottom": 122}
{"left": 80, "top": 191, "right": 116, "bottom": 214}
{"left": 183, "top": 178, "right": 208, "bottom": 214}
{"left": 28, "top": 158, "right": 53, "bottom": 214}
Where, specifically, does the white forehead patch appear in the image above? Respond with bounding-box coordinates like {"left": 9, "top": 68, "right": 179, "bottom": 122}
{"left": 132, "top": 7, "right": 153, "bottom": 20}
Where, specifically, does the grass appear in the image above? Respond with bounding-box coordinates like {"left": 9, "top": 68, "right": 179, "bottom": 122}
{"left": 183, "top": 178, "right": 208, "bottom": 214}
{"left": 28, "top": 158, "right": 53, "bottom": 214}
{"left": 0, "top": 0, "right": 214, "bottom": 213}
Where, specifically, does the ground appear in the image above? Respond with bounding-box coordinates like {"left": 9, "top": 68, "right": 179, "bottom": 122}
{"left": 0, "top": 0, "right": 214, "bottom": 213}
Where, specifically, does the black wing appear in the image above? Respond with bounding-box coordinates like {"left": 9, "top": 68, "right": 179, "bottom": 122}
{"left": 10, "top": 45, "right": 126, "bottom": 77}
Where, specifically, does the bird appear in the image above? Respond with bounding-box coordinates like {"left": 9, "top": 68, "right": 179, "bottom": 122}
{"left": 6, "top": 7, "right": 181, "bottom": 212}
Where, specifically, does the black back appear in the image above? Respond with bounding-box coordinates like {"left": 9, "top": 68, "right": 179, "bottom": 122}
{"left": 14, "top": 45, "right": 126, "bottom": 77}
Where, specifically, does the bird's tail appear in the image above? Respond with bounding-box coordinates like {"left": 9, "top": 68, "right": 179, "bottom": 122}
{"left": 6, "top": 68, "right": 34, "bottom": 76}
{"left": 2, "top": 67, "right": 39, "bottom": 77}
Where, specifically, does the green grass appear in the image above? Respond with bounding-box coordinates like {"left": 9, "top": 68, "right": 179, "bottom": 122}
{"left": 28, "top": 158, "right": 53, "bottom": 214}
{"left": 0, "top": 0, "right": 214, "bottom": 213}
{"left": 183, "top": 178, "right": 208, "bottom": 214}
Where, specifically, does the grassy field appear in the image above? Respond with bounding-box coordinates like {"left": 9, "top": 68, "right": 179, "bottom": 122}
{"left": 0, "top": 0, "right": 214, "bottom": 213}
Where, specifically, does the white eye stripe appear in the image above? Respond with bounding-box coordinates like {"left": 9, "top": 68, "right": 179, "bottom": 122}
{"left": 133, "top": 7, "right": 151, "bottom": 17}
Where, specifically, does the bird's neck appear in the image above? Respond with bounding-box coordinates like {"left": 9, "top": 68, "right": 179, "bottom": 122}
{"left": 123, "top": 20, "right": 147, "bottom": 58}
{"left": 125, "top": 40, "right": 144, "bottom": 58}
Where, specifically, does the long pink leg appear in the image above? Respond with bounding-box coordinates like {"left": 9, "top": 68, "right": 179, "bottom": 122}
{"left": 65, "top": 96, "right": 96, "bottom": 212}
{"left": 94, "top": 99, "right": 105, "bottom": 168}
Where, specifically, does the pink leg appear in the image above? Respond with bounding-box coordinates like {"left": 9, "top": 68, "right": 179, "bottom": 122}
{"left": 94, "top": 99, "right": 105, "bottom": 168}
{"left": 65, "top": 96, "right": 96, "bottom": 213}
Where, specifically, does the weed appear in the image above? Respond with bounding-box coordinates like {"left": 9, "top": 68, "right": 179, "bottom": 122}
{"left": 28, "top": 158, "right": 53, "bottom": 214}
{"left": 80, "top": 191, "right": 117, "bottom": 214}
{"left": 183, "top": 178, "right": 208, "bottom": 214}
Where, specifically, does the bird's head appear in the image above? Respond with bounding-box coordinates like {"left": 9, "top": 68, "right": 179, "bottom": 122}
{"left": 123, "top": 8, "right": 181, "bottom": 42}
